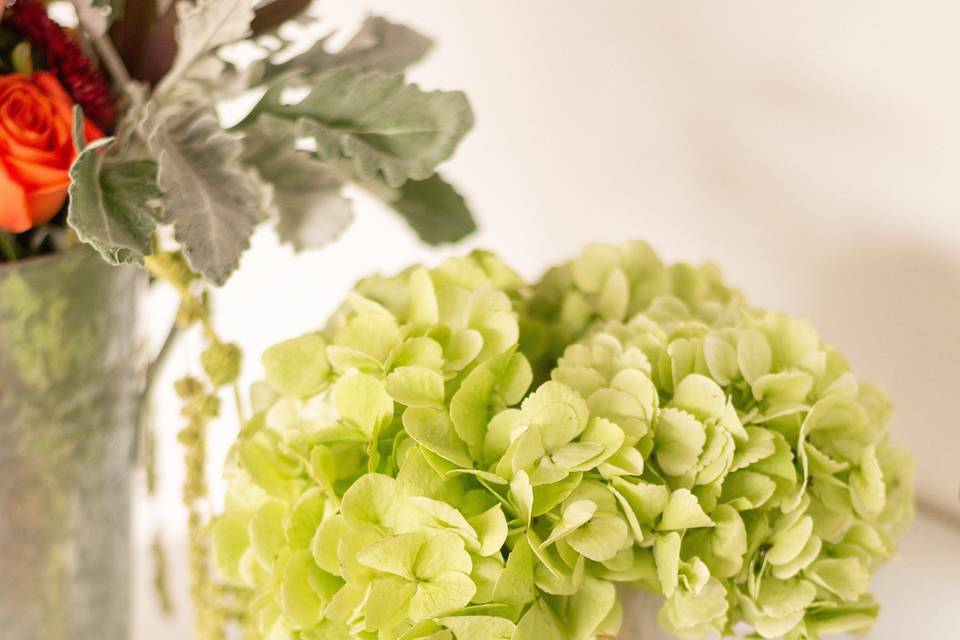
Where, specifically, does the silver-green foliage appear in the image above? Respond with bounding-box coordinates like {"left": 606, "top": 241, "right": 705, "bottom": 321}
{"left": 261, "top": 16, "right": 434, "bottom": 81}
{"left": 246, "top": 68, "right": 473, "bottom": 189}
{"left": 67, "top": 126, "right": 160, "bottom": 266}
{"left": 214, "top": 241, "right": 913, "bottom": 640}
{"left": 149, "top": 105, "right": 262, "bottom": 285}
{"left": 67, "top": 0, "right": 475, "bottom": 285}
{"left": 240, "top": 116, "right": 353, "bottom": 252}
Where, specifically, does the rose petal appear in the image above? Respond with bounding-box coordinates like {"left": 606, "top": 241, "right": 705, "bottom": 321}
{"left": 0, "top": 72, "right": 101, "bottom": 232}
{"left": 0, "top": 159, "right": 32, "bottom": 232}
{"left": 25, "top": 179, "right": 70, "bottom": 226}
{"left": 3, "top": 155, "right": 70, "bottom": 190}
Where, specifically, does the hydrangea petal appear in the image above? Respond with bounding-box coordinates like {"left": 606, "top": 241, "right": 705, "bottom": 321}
{"left": 654, "top": 531, "right": 682, "bottom": 597}
{"left": 466, "top": 505, "right": 508, "bottom": 557}
{"left": 415, "top": 530, "right": 473, "bottom": 578}
{"left": 580, "top": 416, "right": 626, "bottom": 462}
{"left": 492, "top": 535, "right": 536, "bottom": 605}
{"left": 598, "top": 267, "right": 629, "bottom": 321}
{"left": 341, "top": 473, "right": 403, "bottom": 531}
{"left": 587, "top": 387, "right": 650, "bottom": 439}
{"left": 850, "top": 445, "right": 886, "bottom": 518}
{"left": 550, "top": 441, "right": 606, "bottom": 470}
{"left": 334, "top": 313, "right": 402, "bottom": 363}
{"left": 262, "top": 332, "right": 330, "bottom": 396}
{"left": 442, "top": 329, "right": 484, "bottom": 372}
{"left": 310, "top": 515, "right": 348, "bottom": 575}
{"left": 409, "top": 571, "right": 477, "bottom": 620}
{"left": 514, "top": 599, "right": 564, "bottom": 640}
{"left": 410, "top": 497, "right": 480, "bottom": 549}
{"left": 407, "top": 267, "right": 440, "bottom": 327}
{"left": 357, "top": 532, "right": 424, "bottom": 579}
{"left": 766, "top": 515, "right": 814, "bottom": 566}
{"left": 613, "top": 477, "right": 670, "bottom": 526}
{"left": 509, "top": 470, "right": 534, "bottom": 525}
{"left": 250, "top": 500, "right": 288, "bottom": 568}
{"left": 720, "top": 470, "right": 777, "bottom": 510}
{"left": 388, "top": 337, "right": 445, "bottom": 371}
{"left": 386, "top": 366, "right": 446, "bottom": 409}
{"left": 751, "top": 371, "right": 814, "bottom": 405}
{"left": 568, "top": 578, "right": 617, "bottom": 640}
{"left": 738, "top": 329, "right": 772, "bottom": 384}
{"left": 542, "top": 499, "right": 597, "bottom": 547}
{"left": 522, "top": 381, "right": 589, "bottom": 448}
{"left": 212, "top": 514, "right": 250, "bottom": 585}
{"left": 697, "top": 504, "right": 747, "bottom": 579}
{"left": 730, "top": 426, "right": 776, "bottom": 472}
{"left": 287, "top": 488, "right": 327, "bottom": 550}
{"left": 771, "top": 534, "right": 822, "bottom": 580}
{"left": 658, "top": 578, "right": 728, "bottom": 637}
{"left": 654, "top": 408, "right": 707, "bottom": 476}
{"left": 335, "top": 372, "right": 393, "bottom": 437}
{"left": 571, "top": 244, "right": 620, "bottom": 293}
{"left": 531, "top": 472, "right": 583, "bottom": 517}
{"left": 403, "top": 408, "right": 474, "bottom": 469}
{"left": 365, "top": 576, "right": 417, "bottom": 631}
{"left": 757, "top": 577, "right": 817, "bottom": 619}
{"left": 805, "top": 557, "right": 870, "bottom": 602}
{"left": 281, "top": 550, "right": 327, "bottom": 628}
{"left": 439, "top": 616, "right": 515, "bottom": 640}
{"left": 671, "top": 373, "right": 727, "bottom": 421}
{"left": 659, "top": 489, "right": 714, "bottom": 531}
{"left": 703, "top": 335, "right": 738, "bottom": 386}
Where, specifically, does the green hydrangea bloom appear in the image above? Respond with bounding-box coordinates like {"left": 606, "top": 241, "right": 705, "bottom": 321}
{"left": 214, "top": 243, "right": 912, "bottom": 640}
{"left": 521, "top": 241, "right": 742, "bottom": 381}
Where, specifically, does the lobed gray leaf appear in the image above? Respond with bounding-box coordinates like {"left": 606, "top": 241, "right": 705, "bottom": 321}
{"left": 242, "top": 116, "right": 354, "bottom": 251}
{"left": 249, "top": 69, "right": 473, "bottom": 188}
{"left": 66, "top": 108, "right": 161, "bottom": 265}
{"left": 155, "top": 0, "right": 255, "bottom": 98}
{"left": 149, "top": 105, "right": 261, "bottom": 285}
{"left": 265, "top": 16, "right": 433, "bottom": 79}
{"left": 67, "top": 138, "right": 161, "bottom": 266}
{"left": 388, "top": 173, "right": 476, "bottom": 245}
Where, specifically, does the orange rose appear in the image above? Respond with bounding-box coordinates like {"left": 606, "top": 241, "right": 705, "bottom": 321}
{"left": 0, "top": 72, "right": 103, "bottom": 233}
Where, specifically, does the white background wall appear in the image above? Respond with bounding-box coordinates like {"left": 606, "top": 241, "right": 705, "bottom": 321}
{"left": 138, "top": 1, "right": 960, "bottom": 636}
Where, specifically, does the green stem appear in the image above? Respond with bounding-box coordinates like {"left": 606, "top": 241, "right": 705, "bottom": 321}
{"left": 0, "top": 232, "right": 19, "bottom": 262}
{"left": 132, "top": 323, "right": 181, "bottom": 463}
{"left": 70, "top": 0, "right": 132, "bottom": 86}
{"left": 147, "top": 324, "right": 181, "bottom": 396}
{"left": 232, "top": 383, "right": 246, "bottom": 425}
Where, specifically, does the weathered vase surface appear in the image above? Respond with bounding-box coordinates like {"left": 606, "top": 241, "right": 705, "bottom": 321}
{"left": 0, "top": 248, "right": 144, "bottom": 640}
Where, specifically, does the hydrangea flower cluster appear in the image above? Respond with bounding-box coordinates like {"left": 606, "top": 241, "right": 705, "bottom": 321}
{"left": 213, "top": 242, "right": 912, "bottom": 640}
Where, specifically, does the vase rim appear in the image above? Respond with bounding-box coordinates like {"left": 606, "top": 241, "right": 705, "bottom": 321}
{"left": 0, "top": 244, "right": 92, "bottom": 275}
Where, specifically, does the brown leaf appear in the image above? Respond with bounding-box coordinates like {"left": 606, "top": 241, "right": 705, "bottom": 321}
{"left": 250, "top": 0, "right": 311, "bottom": 36}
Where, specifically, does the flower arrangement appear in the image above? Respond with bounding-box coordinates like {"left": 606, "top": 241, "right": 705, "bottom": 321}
{"left": 0, "top": 2, "right": 477, "bottom": 634}
{"left": 213, "top": 241, "right": 913, "bottom": 639}
{"left": 0, "top": 0, "right": 476, "bottom": 276}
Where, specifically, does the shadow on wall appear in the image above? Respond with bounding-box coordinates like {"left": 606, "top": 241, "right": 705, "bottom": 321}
{"left": 806, "top": 235, "right": 960, "bottom": 520}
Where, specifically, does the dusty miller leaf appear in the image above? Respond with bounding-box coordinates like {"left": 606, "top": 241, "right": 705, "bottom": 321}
{"left": 333, "top": 16, "right": 433, "bottom": 72}
{"left": 388, "top": 173, "right": 476, "bottom": 245}
{"left": 265, "top": 16, "right": 433, "bottom": 80}
{"left": 156, "top": 0, "right": 254, "bottom": 97}
{"left": 248, "top": 68, "right": 473, "bottom": 188}
{"left": 149, "top": 105, "right": 261, "bottom": 285}
{"left": 67, "top": 109, "right": 160, "bottom": 265}
{"left": 241, "top": 116, "right": 353, "bottom": 250}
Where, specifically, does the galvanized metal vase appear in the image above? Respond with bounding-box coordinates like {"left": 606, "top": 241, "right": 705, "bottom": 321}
{"left": 0, "top": 248, "right": 145, "bottom": 640}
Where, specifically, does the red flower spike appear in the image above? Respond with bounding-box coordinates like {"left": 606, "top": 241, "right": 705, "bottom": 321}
{"left": 5, "top": 0, "right": 116, "bottom": 131}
